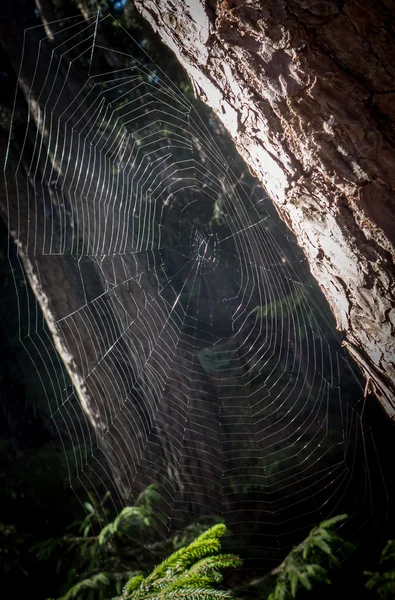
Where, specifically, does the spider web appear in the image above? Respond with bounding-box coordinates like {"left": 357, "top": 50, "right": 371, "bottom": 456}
{"left": 3, "top": 9, "right": 390, "bottom": 572}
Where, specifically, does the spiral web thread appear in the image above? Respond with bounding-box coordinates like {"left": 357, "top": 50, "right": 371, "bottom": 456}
{"left": 3, "top": 10, "right": 389, "bottom": 570}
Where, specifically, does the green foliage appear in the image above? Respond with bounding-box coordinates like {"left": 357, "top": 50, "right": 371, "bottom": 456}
{"left": 252, "top": 287, "right": 306, "bottom": 321}
{"left": 209, "top": 200, "right": 228, "bottom": 230}
{"left": 34, "top": 485, "right": 163, "bottom": 600}
{"left": 114, "top": 523, "right": 241, "bottom": 600}
{"left": 97, "top": 486, "right": 162, "bottom": 546}
{"left": 170, "top": 516, "right": 225, "bottom": 551}
{"left": 35, "top": 487, "right": 239, "bottom": 600}
{"left": 268, "top": 514, "right": 349, "bottom": 600}
{"left": 365, "top": 540, "right": 395, "bottom": 599}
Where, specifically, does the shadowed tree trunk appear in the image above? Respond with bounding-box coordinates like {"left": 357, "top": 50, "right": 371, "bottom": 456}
{"left": 0, "top": 0, "right": 225, "bottom": 506}
{"left": 132, "top": 0, "right": 395, "bottom": 418}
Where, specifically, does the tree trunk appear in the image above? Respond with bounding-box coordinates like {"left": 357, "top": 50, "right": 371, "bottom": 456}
{"left": 132, "top": 0, "right": 395, "bottom": 418}
{"left": 0, "top": 0, "right": 209, "bottom": 504}
{"left": 0, "top": 0, "right": 242, "bottom": 508}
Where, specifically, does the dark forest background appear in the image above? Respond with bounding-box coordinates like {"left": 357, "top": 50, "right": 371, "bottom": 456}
{"left": 1, "top": 1, "right": 395, "bottom": 599}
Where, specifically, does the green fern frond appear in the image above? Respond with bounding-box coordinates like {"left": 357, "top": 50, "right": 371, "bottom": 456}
{"left": 60, "top": 572, "right": 111, "bottom": 600}
{"left": 165, "top": 554, "right": 242, "bottom": 591}
{"left": 318, "top": 514, "right": 348, "bottom": 529}
{"left": 98, "top": 507, "right": 145, "bottom": 546}
{"left": 123, "top": 574, "right": 146, "bottom": 595}
{"left": 35, "top": 489, "right": 239, "bottom": 600}
{"left": 144, "top": 524, "right": 227, "bottom": 583}
{"left": 135, "top": 484, "right": 161, "bottom": 508}
{"left": 365, "top": 540, "right": 395, "bottom": 599}
{"left": 119, "top": 524, "right": 240, "bottom": 600}
{"left": 144, "top": 587, "right": 232, "bottom": 599}
{"left": 98, "top": 485, "right": 161, "bottom": 547}
{"left": 269, "top": 514, "right": 348, "bottom": 600}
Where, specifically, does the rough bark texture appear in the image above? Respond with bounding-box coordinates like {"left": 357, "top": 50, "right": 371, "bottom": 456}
{"left": 132, "top": 0, "right": 395, "bottom": 418}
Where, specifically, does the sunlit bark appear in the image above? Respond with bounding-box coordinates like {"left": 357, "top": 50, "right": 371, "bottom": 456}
{"left": 133, "top": 0, "right": 395, "bottom": 418}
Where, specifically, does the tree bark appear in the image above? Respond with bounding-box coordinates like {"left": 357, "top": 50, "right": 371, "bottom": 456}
{"left": 132, "top": 0, "right": 395, "bottom": 418}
